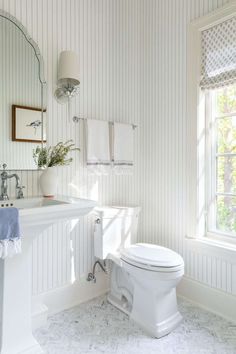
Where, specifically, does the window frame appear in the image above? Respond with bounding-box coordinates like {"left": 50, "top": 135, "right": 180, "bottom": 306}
{"left": 186, "top": 2, "right": 236, "bottom": 243}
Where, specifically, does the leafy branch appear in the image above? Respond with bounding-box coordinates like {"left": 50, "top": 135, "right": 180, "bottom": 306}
{"left": 33, "top": 140, "right": 79, "bottom": 168}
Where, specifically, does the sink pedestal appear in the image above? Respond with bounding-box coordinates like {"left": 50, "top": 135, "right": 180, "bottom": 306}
{"left": 0, "top": 236, "right": 43, "bottom": 354}
{"left": 0, "top": 196, "right": 96, "bottom": 354}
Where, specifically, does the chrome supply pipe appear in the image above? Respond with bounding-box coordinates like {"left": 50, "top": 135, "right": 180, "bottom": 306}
{"left": 87, "top": 260, "right": 107, "bottom": 283}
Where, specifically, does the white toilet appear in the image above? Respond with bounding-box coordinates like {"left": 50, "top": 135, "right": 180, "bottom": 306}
{"left": 93, "top": 206, "right": 184, "bottom": 338}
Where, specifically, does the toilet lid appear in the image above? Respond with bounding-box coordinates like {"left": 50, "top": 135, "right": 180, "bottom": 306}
{"left": 120, "top": 243, "right": 184, "bottom": 268}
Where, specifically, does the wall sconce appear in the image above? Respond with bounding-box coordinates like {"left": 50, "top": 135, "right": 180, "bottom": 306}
{"left": 54, "top": 50, "right": 80, "bottom": 105}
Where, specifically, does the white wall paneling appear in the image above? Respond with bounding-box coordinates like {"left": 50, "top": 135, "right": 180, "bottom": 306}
{"left": 0, "top": 0, "right": 235, "bottom": 313}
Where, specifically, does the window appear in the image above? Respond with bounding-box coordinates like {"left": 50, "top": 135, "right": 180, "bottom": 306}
{"left": 206, "top": 84, "right": 236, "bottom": 237}
{"left": 199, "top": 13, "right": 236, "bottom": 241}
{"left": 186, "top": 2, "right": 236, "bottom": 242}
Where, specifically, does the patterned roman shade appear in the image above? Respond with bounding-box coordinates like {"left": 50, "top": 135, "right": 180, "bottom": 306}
{"left": 200, "top": 16, "right": 236, "bottom": 90}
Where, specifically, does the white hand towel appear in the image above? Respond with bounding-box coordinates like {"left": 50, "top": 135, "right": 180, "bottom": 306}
{"left": 86, "top": 119, "right": 111, "bottom": 174}
{"left": 113, "top": 122, "right": 134, "bottom": 174}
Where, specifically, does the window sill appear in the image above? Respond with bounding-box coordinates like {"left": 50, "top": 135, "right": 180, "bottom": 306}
{"left": 206, "top": 231, "right": 236, "bottom": 247}
{"left": 185, "top": 235, "right": 236, "bottom": 263}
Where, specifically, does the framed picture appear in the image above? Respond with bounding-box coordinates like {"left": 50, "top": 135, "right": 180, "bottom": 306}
{"left": 12, "top": 105, "right": 46, "bottom": 143}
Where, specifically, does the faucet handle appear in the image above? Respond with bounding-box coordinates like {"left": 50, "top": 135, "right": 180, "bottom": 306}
{"left": 16, "top": 185, "right": 25, "bottom": 199}
{"left": 2, "top": 164, "right": 7, "bottom": 170}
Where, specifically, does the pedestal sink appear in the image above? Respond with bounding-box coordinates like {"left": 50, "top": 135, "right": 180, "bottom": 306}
{"left": 0, "top": 195, "right": 96, "bottom": 354}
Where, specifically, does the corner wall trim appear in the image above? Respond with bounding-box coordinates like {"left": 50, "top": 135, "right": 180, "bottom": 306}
{"left": 177, "top": 276, "right": 236, "bottom": 324}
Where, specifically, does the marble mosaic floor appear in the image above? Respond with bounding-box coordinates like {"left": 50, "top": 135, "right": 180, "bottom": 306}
{"left": 34, "top": 295, "right": 236, "bottom": 354}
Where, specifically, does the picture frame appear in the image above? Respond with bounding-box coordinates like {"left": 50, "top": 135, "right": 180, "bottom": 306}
{"left": 12, "top": 104, "right": 46, "bottom": 143}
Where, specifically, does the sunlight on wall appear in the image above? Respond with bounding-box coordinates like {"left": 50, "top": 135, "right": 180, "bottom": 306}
{"left": 69, "top": 219, "right": 79, "bottom": 233}
{"left": 89, "top": 181, "right": 99, "bottom": 201}
{"left": 69, "top": 180, "right": 99, "bottom": 201}
{"left": 70, "top": 239, "right": 76, "bottom": 283}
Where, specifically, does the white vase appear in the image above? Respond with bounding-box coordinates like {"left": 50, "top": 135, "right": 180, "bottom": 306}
{"left": 39, "top": 167, "right": 58, "bottom": 197}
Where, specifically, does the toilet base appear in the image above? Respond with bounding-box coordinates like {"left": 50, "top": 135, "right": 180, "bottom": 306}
{"left": 131, "top": 309, "right": 182, "bottom": 338}
{"left": 108, "top": 291, "right": 182, "bottom": 338}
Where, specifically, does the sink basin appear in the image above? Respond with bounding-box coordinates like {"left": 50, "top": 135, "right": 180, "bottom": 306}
{"left": 1, "top": 195, "right": 96, "bottom": 229}
{"left": 0, "top": 195, "right": 96, "bottom": 354}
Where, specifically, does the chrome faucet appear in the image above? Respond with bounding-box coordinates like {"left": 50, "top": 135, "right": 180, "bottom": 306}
{"left": 0, "top": 164, "right": 25, "bottom": 200}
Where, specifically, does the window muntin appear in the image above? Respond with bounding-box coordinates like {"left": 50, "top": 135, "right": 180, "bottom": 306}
{"left": 207, "top": 84, "right": 236, "bottom": 236}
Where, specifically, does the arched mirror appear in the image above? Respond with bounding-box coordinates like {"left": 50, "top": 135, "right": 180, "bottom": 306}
{"left": 0, "top": 10, "right": 47, "bottom": 170}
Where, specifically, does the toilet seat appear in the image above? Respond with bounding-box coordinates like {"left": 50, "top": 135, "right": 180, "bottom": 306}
{"left": 120, "top": 243, "right": 184, "bottom": 272}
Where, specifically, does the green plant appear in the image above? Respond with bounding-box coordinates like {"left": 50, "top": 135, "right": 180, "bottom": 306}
{"left": 33, "top": 140, "right": 79, "bottom": 168}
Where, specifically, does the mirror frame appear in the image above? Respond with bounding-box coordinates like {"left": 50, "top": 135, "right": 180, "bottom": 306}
{"left": 0, "top": 10, "right": 47, "bottom": 170}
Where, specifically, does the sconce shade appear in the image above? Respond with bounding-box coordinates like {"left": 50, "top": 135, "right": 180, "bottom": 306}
{"left": 57, "top": 50, "right": 80, "bottom": 86}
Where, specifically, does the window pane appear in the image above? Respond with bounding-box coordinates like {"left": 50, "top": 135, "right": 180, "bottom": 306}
{"left": 216, "top": 195, "right": 236, "bottom": 233}
{"left": 216, "top": 84, "right": 236, "bottom": 116}
{"left": 217, "top": 116, "right": 236, "bottom": 153}
{"left": 217, "top": 156, "right": 236, "bottom": 193}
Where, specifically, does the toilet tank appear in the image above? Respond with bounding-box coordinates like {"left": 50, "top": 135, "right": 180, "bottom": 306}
{"left": 93, "top": 206, "right": 141, "bottom": 260}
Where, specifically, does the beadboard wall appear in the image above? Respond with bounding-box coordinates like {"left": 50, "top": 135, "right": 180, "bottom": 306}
{"left": 0, "top": 0, "right": 236, "bottom": 309}
{"left": 0, "top": 0, "right": 141, "bottom": 296}
{"left": 138, "top": 0, "right": 236, "bottom": 298}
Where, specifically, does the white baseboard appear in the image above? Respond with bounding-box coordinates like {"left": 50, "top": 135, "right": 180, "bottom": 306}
{"left": 177, "top": 276, "right": 236, "bottom": 323}
{"left": 32, "top": 272, "right": 109, "bottom": 330}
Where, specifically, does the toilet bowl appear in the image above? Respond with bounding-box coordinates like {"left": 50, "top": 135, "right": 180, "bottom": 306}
{"left": 93, "top": 206, "right": 184, "bottom": 338}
